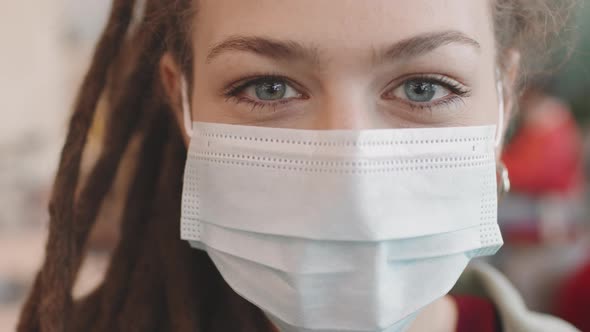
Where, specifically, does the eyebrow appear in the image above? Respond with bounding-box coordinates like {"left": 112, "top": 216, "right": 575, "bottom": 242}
{"left": 206, "top": 36, "right": 321, "bottom": 65}
{"left": 205, "top": 30, "right": 480, "bottom": 65}
{"left": 375, "top": 31, "right": 481, "bottom": 63}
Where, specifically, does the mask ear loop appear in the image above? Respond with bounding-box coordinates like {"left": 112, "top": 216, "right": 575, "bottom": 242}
{"left": 494, "top": 68, "right": 511, "bottom": 196}
{"left": 181, "top": 76, "right": 194, "bottom": 137}
{"left": 495, "top": 69, "right": 505, "bottom": 149}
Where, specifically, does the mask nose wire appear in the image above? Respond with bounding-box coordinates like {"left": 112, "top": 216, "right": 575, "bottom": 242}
{"left": 181, "top": 76, "right": 194, "bottom": 137}
{"left": 495, "top": 70, "right": 505, "bottom": 149}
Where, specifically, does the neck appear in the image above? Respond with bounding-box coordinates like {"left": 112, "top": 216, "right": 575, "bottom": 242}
{"left": 265, "top": 295, "right": 457, "bottom": 332}
{"left": 407, "top": 296, "right": 458, "bottom": 332}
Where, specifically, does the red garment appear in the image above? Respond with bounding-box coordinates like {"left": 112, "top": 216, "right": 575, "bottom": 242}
{"left": 502, "top": 97, "right": 584, "bottom": 196}
{"left": 451, "top": 295, "right": 502, "bottom": 332}
{"left": 554, "top": 259, "right": 590, "bottom": 332}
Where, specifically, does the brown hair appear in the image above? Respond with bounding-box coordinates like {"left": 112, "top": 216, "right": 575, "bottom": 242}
{"left": 494, "top": 0, "right": 578, "bottom": 83}
{"left": 17, "top": 1, "right": 577, "bottom": 331}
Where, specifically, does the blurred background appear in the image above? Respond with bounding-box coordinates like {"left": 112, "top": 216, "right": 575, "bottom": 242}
{"left": 0, "top": 1, "right": 589, "bottom": 331}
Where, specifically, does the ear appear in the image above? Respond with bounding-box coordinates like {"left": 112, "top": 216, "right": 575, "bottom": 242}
{"left": 497, "top": 49, "right": 521, "bottom": 150}
{"left": 159, "top": 53, "right": 190, "bottom": 146}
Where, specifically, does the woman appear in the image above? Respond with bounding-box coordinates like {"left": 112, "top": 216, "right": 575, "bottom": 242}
{"left": 18, "top": 0, "right": 579, "bottom": 331}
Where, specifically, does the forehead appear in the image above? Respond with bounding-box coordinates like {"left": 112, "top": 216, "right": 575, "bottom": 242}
{"left": 194, "top": 0, "right": 495, "bottom": 55}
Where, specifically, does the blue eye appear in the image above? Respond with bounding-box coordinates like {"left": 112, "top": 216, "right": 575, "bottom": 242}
{"left": 399, "top": 80, "right": 451, "bottom": 103}
{"left": 254, "top": 81, "right": 287, "bottom": 100}
{"left": 242, "top": 78, "right": 301, "bottom": 101}
{"left": 404, "top": 81, "right": 437, "bottom": 102}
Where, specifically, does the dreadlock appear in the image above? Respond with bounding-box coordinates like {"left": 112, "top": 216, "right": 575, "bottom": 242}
{"left": 17, "top": 0, "right": 270, "bottom": 331}
{"left": 17, "top": 0, "right": 577, "bottom": 331}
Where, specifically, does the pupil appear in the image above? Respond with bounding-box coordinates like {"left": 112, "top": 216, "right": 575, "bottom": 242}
{"left": 255, "top": 81, "right": 286, "bottom": 100}
{"left": 405, "top": 81, "right": 436, "bottom": 102}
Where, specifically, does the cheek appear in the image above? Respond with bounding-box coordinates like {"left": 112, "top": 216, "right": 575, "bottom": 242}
{"left": 191, "top": 79, "right": 248, "bottom": 124}
{"left": 464, "top": 58, "right": 503, "bottom": 127}
{"left": 481, "top": 80, "right": 504, "bottom": 126}
{"left": 465, "top": 93, "right": 502, "bottom": 127}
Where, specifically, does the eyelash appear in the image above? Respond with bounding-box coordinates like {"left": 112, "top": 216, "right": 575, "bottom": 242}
{"left": 387, "top": 74, "right": 472, "bottom": 113}
{"left": 222, "top": 72, "right": 471, "bottom": 113}
{"left": 222, "top": 73, "right": 299, "bottom": 113}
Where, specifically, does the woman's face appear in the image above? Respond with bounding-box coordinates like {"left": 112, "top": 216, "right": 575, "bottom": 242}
{"left": 179, "top": 0, "right": 504, "bottom": 132}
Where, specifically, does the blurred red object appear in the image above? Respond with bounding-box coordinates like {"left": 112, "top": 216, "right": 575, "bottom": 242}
{"left": 502, "top": 92, "right": 585, "bottom": 196}
{"left": 452, "top": 295, "right": 500, "bottom": 332}
{"left": 554, "top": 258, "right": 590, "bottom": 332}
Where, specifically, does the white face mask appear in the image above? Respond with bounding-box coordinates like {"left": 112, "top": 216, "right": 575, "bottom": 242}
{"left": 179, "top": 77, "right": 505, "bottom": 332}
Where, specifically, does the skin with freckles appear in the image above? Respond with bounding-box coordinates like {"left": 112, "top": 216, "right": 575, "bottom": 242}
{"left": 160, "top": 1, "right": 520, "bottom": 331}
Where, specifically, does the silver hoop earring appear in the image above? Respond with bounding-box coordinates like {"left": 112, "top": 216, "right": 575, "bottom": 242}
{"left": 497, "top": 162, "right": 511, "bottom": 198}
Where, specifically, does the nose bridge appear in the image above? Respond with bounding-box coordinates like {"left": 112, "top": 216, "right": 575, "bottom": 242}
{"left": 313, "top": 85, "right": 378, "bottom": 130}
